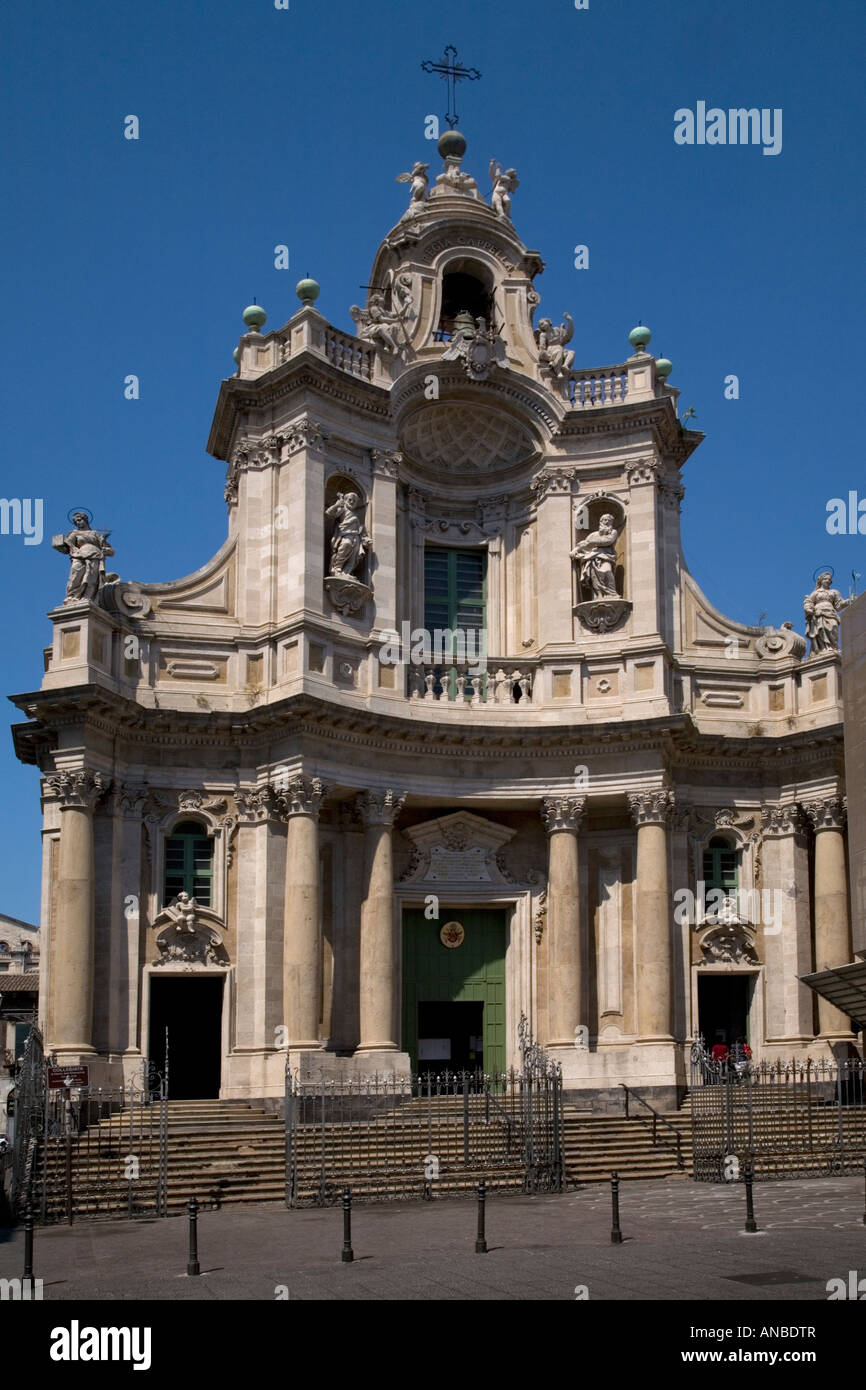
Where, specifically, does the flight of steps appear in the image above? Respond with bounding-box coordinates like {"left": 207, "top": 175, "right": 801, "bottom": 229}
{"left": 562, "top": 1105, "right": 692, "bottom": 1185}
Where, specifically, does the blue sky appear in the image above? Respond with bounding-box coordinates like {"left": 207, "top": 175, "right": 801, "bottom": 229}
{"left": 1, "top": 0, "right": 863, "bottom": 921}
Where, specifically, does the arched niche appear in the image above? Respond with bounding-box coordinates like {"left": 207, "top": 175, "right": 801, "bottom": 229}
{"left": 324, "top": 473, "right": 371, "bottom": 588}
{"left": 436, "top": 258, "right": 496, "bottom": 340}
{"left": 573, "top": 494, "right": 627, "bottom": 600}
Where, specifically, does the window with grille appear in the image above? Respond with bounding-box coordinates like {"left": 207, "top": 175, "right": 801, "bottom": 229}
{"left": 164, "top": 820, "right": 214, "bottom": 906}
{"left": 424, "top": 547, "right": 486, "bottom": 655}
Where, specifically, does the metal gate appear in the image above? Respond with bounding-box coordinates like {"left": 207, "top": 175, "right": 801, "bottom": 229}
{"left": 6, "top": 1033, "right": 169, "bottom": 1223}
{"left": 284, "top": 1018, "right": 563, "bottom": 1206}
{"left": 690, "top": 1036, "right": 866, "bottom": 1181}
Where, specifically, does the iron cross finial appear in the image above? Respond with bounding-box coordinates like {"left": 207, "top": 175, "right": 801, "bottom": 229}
{"left": 421, "top": 45, "right": 481, "bottom": 129}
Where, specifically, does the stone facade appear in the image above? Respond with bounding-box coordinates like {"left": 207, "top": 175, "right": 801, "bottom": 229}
{"left": 9, "top": 136, "right": 860, "bottom": 1109}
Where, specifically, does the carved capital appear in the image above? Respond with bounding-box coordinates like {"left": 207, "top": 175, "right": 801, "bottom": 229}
{"left": 800, "top": 796, "right": 846, "bottom": 832}
{"left": 44, "top": 769, "right": 110, "bottom": 811}
{"left": 626, "top": 459, "right": 660, "bottom": 486}
{"left": 628, "top": 788, "right": 674, "bottom": 826}
{"left": 531, "top": 468, "right": 578, "bottom": 502}
{"left": 235, "top": 786, "right": 283, "bottom": 823}
{"left": 277, "top": 776, "right": 327, "bottom": 820}
{"left": 371, "top": 449, "right": 402, "bottom": 479}
{"left": 356, "top": 789, "right": 406, "bottom": 828}
{"left": 760, "top": 804, "right": 803, "bottom": 838}
{"left": 541, "top": 796, "right": 586, "bottom": 833}
{"left": 111, "top": 782, "right": 149, "bottom": 817}
{"left": 286, "top": 418, "right": 326, "bottom": 454}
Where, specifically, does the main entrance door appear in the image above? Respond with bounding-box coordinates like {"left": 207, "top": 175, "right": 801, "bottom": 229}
{"left": 402, "top": 908, "right": 506, "bottom": 1074}
{"left": 148, "top": 976, "right": 224, "bottom": 1099}
{"left": 697, "top": 974, "right": 753, "bottom": 1049}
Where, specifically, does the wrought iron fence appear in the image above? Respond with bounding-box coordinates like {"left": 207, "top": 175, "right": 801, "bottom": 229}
{"left": 284, "top": 1027, "right": 563, "bottom": 1206}
{"left": 690, "top": 1036, "right": 866, "bottom": 1181}
{"left": 5, "top": 1037, "right": 169, "bottom": 1223}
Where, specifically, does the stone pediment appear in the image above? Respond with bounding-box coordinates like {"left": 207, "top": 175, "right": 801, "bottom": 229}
{"left": 399, "top": 811, "right": 516, "bottom": 884}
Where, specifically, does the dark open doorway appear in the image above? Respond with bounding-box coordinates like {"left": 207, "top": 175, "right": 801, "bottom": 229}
{"left": 417, "top": 1000, "right": 483, "bottom": 1075}
{"left": 698, "top": 974, "right": 753, "bottom": 1050}
{"left": 148, "top": 976, "right": 224, "bottom": 1099}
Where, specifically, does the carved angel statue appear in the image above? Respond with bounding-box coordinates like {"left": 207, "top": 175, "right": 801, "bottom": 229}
{"left": 349, "top": 292, "right": 404, "bottom": 354}
{"left": 803, "top": 571, "right": 850, "bottom": 653}
{"left": 164, "top": 892, "right": 198, "bottom": 934}
{"left": 388, "top": 268, "right": 415, "bottom": 320}
{"left": 571, "top": 513, "right": 623, "bottom": 599}
{"left": 52, "top": 511, "right": 116, "bottom": 603}
{"left": 489, "top": 160, "right": 519, "bottom": 219}
{"left": 325, "top": 492, "right": 371, "bottom": 578}
{"left": 396, "top": 161, "right": 429, "bottom": 218}
{"left": 535, "top": 314, "right": 575, "bottom": 377}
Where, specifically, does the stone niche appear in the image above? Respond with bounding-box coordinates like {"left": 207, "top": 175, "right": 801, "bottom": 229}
{"left": 572, "top": 492, "right": 632, "bottom": 634}
{"left": 323, "top": 472, "right": 373, "bottom": 618}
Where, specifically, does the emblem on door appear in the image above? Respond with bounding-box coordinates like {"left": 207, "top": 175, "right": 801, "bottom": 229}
{"left": 440, "top": 921, "right": 465, "bottom": 949}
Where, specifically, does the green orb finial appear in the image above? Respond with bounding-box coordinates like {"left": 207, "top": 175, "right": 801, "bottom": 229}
{"left": 242, "top": 303, "right": 267, "bottom": 332}
{"left": 232, "top": 346, "right": 240, "bottom": 364}
{"left": 296, "top": 276, "right": 320, "bottom": 307}
{"left": 655, "top": 357, "right": 673, "bottom": 380}
{"left": 628, "top": 323, "right": 651, "bottom": 352}
{"left": 438, "top": 129, "right": 466, "bottom": 160}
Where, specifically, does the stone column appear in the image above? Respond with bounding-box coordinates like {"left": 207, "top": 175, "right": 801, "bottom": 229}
{"left": 279, "top": 776, "right": 326, "bottom": 1048}
{"left": 628, "top": 789, "right": 675, "bottom": 1040}
{"left": 541, "top": 796, "right": 586, "bottom": 1046}
{"left": 46, "top": 769, "right": 108, "bottom": 1057}
{"left": 760, "top": 805, "right": 814, "bottom": 1043}
{"left": 357, "top": 790, "right": 406, "bottom": 1052}
{"left": 802, "top": 797, "right": 854, "bottom": 1039}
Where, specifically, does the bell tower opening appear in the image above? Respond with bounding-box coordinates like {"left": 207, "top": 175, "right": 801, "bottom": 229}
{"left": 437, "top": 262, "right": 495, "bottom": 339}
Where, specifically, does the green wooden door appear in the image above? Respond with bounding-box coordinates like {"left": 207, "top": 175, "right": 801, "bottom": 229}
{"left": 402, "top": 908, "right": 506, "bottom": 1073}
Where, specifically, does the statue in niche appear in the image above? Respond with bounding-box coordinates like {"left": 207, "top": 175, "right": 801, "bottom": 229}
{"left": 396, "top": 161, "right": 429, "bottom": 218}
{"left": 535, "top": 315, "right": 575, "bottom": 378}
{"left": 489, "top": 160, "right": 519, "bottom": 219}
{"left": 350, "top": 292, "right": 405, "bottom": 354}
{"left": 571, "top": 513, "right": 623, "bottom": 599}
{"left": 803, "top": 571, "right": 849, "bottom": 654}
{"left": 52, "top": 511, "right": 116, "bottom": 603}
{"left": 325, "top": 491, "right": 371, "bottom": 579}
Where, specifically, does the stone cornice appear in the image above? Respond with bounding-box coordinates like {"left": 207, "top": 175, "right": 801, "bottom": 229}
{"left": 10, "top": 686, "right": 843, "bottom": 780}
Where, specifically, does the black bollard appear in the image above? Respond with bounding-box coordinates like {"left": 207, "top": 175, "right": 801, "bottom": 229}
{"left": 743, "top": 1157, "right": 758, "bottom": 1233}
{"left": 187, "top": 1195, "right": 200, "bottom": 1276}
{"left": 341, "top": 1187, "right": 354, "bottom": 1264}
{"left": 23, "top": 1200, "right": 35, "bottom": 1292}
{"left": 475, "top": 1180, "right": 488, "bottom": 1254}
{"left": 610, "top": 1171, "right": 623, "bottom": 1244}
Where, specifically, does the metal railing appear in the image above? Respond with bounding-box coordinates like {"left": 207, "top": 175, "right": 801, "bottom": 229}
{"left": 690, "top": 1036, "right": 866, "bottom": 1181}
{"left": 619, "top": 1083, "right": 685, "bottom": 1169}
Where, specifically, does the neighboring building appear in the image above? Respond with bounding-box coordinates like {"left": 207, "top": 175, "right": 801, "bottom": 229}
{"left": 8, "top": 133, "right": 860, "bottom": 1109}
{"left": 0, "top": 912, "right": 40, "bottom": 1123}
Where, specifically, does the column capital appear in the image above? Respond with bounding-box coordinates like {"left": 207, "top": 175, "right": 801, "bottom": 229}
{"left": 371, "top": 449, "right": 402, "bottom": 479}
{"left": 628, "top": 788, "right": 674, "bottom": 826}
{"left": 356, "top": 789, "right": 406, "bottom": 828}
{"left": 236, "top": 785, "right": 284, "bottom": 824}
{"left": 800, "top": 796, "right": 846, "bottom": 832}
{"left": 761, "top": 804, "right": 804, "bottom": 838}
{"left": 108, "top": 781, "right": 149, "bottom": 817}
{"left": 541, "top": 795, "right": 586, "bottom": 833}
{"left": 276, "top": 776, "right": 327, "bottom": 820}
{"left": 44, "top": 769, "right": 110, "bottom": 811}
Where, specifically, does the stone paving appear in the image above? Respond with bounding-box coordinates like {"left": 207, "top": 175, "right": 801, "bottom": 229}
{"left": 1, "top": 1175, "right": 864, "bottom": 1302}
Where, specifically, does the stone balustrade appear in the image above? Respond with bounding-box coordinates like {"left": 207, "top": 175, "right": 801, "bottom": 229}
{"left": 322, "top": 326, "right": 376, "bottom": 381}
{"left": 407, "top": 662, "right": 535, "bottom": 705}
{"left": 566, "top": 365, "right": 629, "bottom": 408}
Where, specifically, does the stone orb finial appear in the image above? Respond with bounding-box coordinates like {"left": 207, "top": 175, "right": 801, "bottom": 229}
{"left": 438, "top": 129, "right": 467, "bottom": 159}
{"left": 242, "top": 303, "right": 267, "bottom": 332}
{"left": 628, "top": 324, "right": 652, "bottom": 352}
{"left": 655, "top": 357, "right": 673, "bottom": 379}
{"left": 296, "top": 276, "right": 320, "bottom": 307}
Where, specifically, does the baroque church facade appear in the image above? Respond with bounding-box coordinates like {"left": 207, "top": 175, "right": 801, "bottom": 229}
{"left": 11, "top": 132, "right": 860, "bottom": 1109}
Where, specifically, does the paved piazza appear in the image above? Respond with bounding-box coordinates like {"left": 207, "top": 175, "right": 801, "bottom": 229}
{"left": 1, "top": 1176, "right": 864, "bottom": 1302}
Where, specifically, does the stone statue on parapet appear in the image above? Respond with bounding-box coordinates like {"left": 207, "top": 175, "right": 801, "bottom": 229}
{"left": 395, "top": 161, "right": 429, "bottom": 219}
{"left": 572, "top": 514, "right": 623, "bottom": 599}
{"left": 350, "top": 292, "right": 405, "bottom": 354}
{"left": 52, "top": 512, "right": 116, "bottom": 603}
{"left": 535, "top": 315, "right": 575, "bottom": 378}
{"left": 325, "top": 492, "right": 371, "bottom": 578}
{"left": 489, "top": 160, "right": 519, "bottom": 219}
{"left": 803, "top": 571, "right": 849, "bottom": 654}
